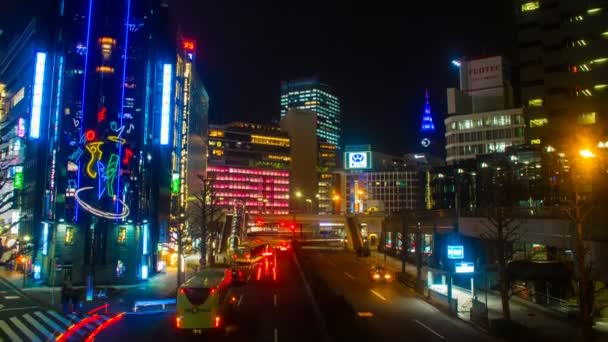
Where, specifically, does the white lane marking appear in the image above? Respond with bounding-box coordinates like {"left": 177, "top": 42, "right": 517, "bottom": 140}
{"left": 344, "top": 272, "right": 355, "bottom": 280}
{"left": 33, "top": 311, "right": 65, "bottom": 333}
{"left": 273, "top": 294, "right": 277, "bottom": 307}
{"left": 237, "top": 294, "right": 244, "bottom": 307}
{"left": 0, "top": 305, "right": 39, "bottom": 312}
{"left": 413, "top": 319, "right": 445, "bottom": 340}
{"left": 10, "top": 316, "right": 42, "bottom": 342}
{"left": 46, "top": 310, "right": 72, "bottom": 326}
{"left": 357, "top": 312, "right": 374, "bottom": 317}
{"left": 274, "top": 328, "right": 278, "bottom": 342}
{"left": 370, "top": 289, "right": 387, "bottom": 301}
{"left": 0, "top": 320, "right": 23, "bottom": 342}
{"left": 23, "top": 313, "right": 53, "bottom": 339}
{"left": 4, "top": 295, "right": 20, "bottom": 299}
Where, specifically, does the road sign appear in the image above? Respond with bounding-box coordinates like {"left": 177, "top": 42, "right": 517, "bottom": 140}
{"left": 455, "top": 261, "right": 475, "bottom": 273}
{"left": 447, "top": 245, "right": 464, "bottom": 259}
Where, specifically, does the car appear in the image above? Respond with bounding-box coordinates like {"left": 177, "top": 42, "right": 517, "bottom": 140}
{"left": 254, "top": 256, "right": 278, "bottom": 282}
{"left": 232, "top": 246, "right": 253, "bottom": 266}
{"left": 277, "top": 241, "right": 291, "bottom": 252}
{"left": 368, "top": 265, "right": 392, "bottom": 282}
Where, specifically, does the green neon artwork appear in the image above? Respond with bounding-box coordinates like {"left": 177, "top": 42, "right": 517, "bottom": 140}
{"left": 106, "top": 154, "right": 119, "bottom": 197}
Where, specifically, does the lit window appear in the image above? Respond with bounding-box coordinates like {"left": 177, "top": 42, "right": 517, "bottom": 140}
{"left": 529, "top": 118, "right": 548, "bottom": 127}
{"left": 11, "top": 88, "right": 25, "bottom": 107}
{"left": 117, "top": 227, "right": 127, "bottom": 245}
{"left": 65, "top": 226, "right": 75, "bottom": 245}
{"left": 576, "top": 88, "right": 593, "bottom": 97}
{"left": 530, "top": 138, "right": 541, "bottom": 145}
{"left": 95, "top": 66, "right": 114, "bottom": 74}
{"left": 209, "top": 130, "right": 224, "bottom": 137}
{"left": 578, "top": 112, "right": 596, "bottom": 125}
{"left": 212, "top": 149, "right": 224, "bottom": 156}
{"left": 521, "top": 2, "right": 540, "bottom": 12}
{"left": 528, "top": 98, "right": 543, "bottom": 107}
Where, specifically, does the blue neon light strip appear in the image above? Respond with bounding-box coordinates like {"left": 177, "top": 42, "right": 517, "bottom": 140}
{"left": 76, "top": 0, "right": 94, "bottom": 221}
{"left": 143, "top": 223, "right": 149, "bottom": 255}
{"left": 29, "top": 52, "right": 47, "bottom": 139}
{"left": 160, "top": 64, "right": 172, "bottom": 145}
{"left": 42, "top": 222, "right": 49, "bottom": 256}
{"left": 117, "top": 0, "right": 132, "bottom": 216}
{"left": 53, "top": 56, "right": 64, "bottom": 143}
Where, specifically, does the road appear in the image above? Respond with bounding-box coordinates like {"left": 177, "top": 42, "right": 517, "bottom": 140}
{"left": 95, "top": 248, "right": 327, "bottom": 341}
{"left": 299, "top": 249, "right": 494, "bottom": 342}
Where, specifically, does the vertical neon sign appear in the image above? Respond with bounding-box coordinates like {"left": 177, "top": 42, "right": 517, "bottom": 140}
{"left": 160, "top": 64, "right": 172, "bottom": 145}
{"left": 42, "top": 222, "right": 49, "bottom": 256}
{"left": 29, "top": 52, "right": 46, "bottom": 139}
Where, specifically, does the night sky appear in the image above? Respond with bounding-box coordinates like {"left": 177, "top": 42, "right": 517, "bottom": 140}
{"left": 171, "top": 0, "right": 516, "bottom": 155}
{"left": 1, "top": 0, "right": 516, "bottom": 156}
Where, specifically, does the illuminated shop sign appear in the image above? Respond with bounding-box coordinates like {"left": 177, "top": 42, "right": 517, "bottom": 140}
{"left": 30, "top": 52, "right": 47, "bottom": 139}
{"left": 17, "top": 118, "right": 26, "bottom": 137}
{"left": 171, "top": 173, "right": 180, "bottom": 194}
{"left": 455, "top": 261, "right": 475, "bottom": 273}
{"left": 344, "top": 151, "right": 372, "bottom": 170}
{"left": 14, "top": 166, "right": 24, "bottom": 189}
{"left": 447, "top": 245, "right": 464, "bottom": 259}
{"left": 160, "top": 64, "right": 172, "bottom": 145}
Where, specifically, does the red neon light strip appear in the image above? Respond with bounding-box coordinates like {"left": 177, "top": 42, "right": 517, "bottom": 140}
{"left": 56, "top": 314, "right": 102, "bottom": 342}
{"left": 84, "top": 312, "right": 125, "bottom": 342}
{"left": 87, "top": 303, "right": 109, "bottom": 315}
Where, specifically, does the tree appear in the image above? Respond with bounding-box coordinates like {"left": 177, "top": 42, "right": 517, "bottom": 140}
{"left": 173, "top": 214, "right": 192, "bottom": 287}
{"left": 480, "top": 207, "right": 522, "bottom": 321}
{"left": 189, "top": 176, "right": 222, "bottom": 267}
{"left": 564, "top": 185, "right": 595, "bottom": 341}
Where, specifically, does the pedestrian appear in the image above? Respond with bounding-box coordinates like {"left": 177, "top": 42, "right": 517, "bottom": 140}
{"left": 61, "top": 280, "right": 72, "bottom": 314}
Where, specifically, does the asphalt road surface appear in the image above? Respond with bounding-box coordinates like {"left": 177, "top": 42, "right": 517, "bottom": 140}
{"left": 299, "top": 249, "right": 494, "bottom": 342}
{"left": 95, "top": 248, "right": 327, "bottom": 341}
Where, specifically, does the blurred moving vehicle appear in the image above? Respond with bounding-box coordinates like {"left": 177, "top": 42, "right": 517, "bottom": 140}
{"left": 277, "top": 241, "right": 291, "bottom": 252}
{"left": 368, "top": 265, "right": 392, "bottom": 282}
{"left": 232, "top": 245, "right": 253, "bottom": 265}
{"left": 176, "top": 268, "right": 243, "bottom": 334}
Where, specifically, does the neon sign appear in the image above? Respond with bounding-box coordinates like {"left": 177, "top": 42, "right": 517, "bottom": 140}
{"left": 97, "top": 106, "right": 107, "bottom": 122}
{"left": 29, "top": 52, "right": 47, "bottom": 139}
{"left": 106, "top": 154, "right": 119, "bottom": 197}
{"left": 160, "top": 64, "right": 172, "bottom": 145}
{"left": 97, "top": 161, "right": 106, "bottom": 199}
{"left": 85, "top": 129, "right": 96, "bottom": 141}
{"left": 447, "top": 245, "right": 464, "bottom": 259}
{"left": 183, "top": 40, "right": 195, "bottom": 51}
{"left": 171, "top": 173, "right": 179, "bottom": 194}
{"left": 17, "top": 118, "right": 25, "bottom": 137}
{"left": 122, "top": 148, "right": 133, "bottom": 165}
{"left": 75, "top": 187, "right": 130, "bottom": 220}
{"left": 14, "top": 166, "right": 23, "bottom": 189}
{"left": 85, "top": 142, "right": 104, "bottom": 178}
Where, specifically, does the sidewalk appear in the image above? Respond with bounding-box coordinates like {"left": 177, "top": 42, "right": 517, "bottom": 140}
{"left": 0, "top": 265, "right": 178, "bottom": 314}
{"left": 369, "top": 251, "right": 608, "bottom": 341}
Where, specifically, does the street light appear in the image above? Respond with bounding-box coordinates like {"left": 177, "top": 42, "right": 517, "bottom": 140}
{"left": 579, "top": 149, "right": 596, "bottom": 159}
{"left": 332, "top": 195, "right": 340, "bottom": 201}
{"left": 295, "top": 191, "right": 302, "bottom": 198}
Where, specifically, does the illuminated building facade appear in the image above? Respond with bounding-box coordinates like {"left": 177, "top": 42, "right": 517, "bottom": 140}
{"left": 0, "top": 18, "right": 55, "bottom": 264}
{"left": 208, "top": 122, "right": 291, "bottom": 169}
{"left": 318, "top": 142, "right": 339, "bottom": 214}
{"left": 0, "top": 0, "right": 201, "bottom": 286}
{"left": 515, "top": 1, "right": 608, "bottom": 150}
{"left": 446, "top": 56, "right": 525, "bottom": 164}
{"left": 280, "top": 77, "right": 341, "bottom": 148}
{"left": 207, "top": 166, "right": 290, "bottom": 215}
{"left": 207, "top": 122, "right": 290, "bottom": 215}
{"left": 344, "top": 147, "right": 424, "bottom": 215}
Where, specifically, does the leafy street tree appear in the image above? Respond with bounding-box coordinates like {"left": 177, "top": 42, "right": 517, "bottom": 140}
{"left": 189, "top": 176, "right": 222, "bottom": 267}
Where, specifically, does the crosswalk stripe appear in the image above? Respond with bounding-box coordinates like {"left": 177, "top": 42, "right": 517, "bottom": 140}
{"left": 23, "top": 314, "right": 53, "bottom": 339}
{"left": 9, "top": 317, "right": 41, "bottom": 342}
{"left": 33, "top": 311, "right": 65, "bottom": 334}
{"left": 0, "top": 320, "right": 23, "bottom": 342}
{"left": 46, "top": 310, "right": 72, "bottom": 326}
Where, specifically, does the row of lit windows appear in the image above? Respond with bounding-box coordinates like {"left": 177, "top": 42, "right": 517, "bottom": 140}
{"left": 214, "top": 192, "right": 289, "bottom": 200}
{"left": 210, "top": 175, "right": 289, "bottom": 184}
{"left": 447, "top": 142, "right": 512, "bottom": 157}
{"left": 212, "top": 183, "right": 289, "bottom": 192}
{"left": 446, "top": 128, "right": 524, "bottom": 145}
{"left": 250, "top": 134, "right": 290, "bottom": 147}
{"left": 208, "top": 166, "right": 289, "bottom": 177}
{"left": 447, "top": 114, "right": 524, "bottom": 131}
{"left": 215, "top": 200, "right": 289, "bottom": 207}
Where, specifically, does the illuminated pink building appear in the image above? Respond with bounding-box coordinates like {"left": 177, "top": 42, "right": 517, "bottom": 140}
{"left": 207, "top": 165, "right": 290, "bottom": 215}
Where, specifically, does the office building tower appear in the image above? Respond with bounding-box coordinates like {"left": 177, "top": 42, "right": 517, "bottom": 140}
{"left": 280, "top": 77, "right": 341, "bottom": 148}
{"left": 445, "top": 56, "right": 525, "bottom": 164}
{"left": 516, "top": 1, "right": 608, "bottom": 150}
{"left": 206, "top": 121, "right": 291, "bottom": 215}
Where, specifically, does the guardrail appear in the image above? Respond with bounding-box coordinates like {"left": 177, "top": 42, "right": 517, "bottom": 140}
{"left": 132, "top": 299, "right": 176, "bottom": 312}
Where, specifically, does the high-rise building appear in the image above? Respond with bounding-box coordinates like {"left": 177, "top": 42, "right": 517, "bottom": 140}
{"left": 280, "top": 77, "right": 341, "bottom": 148}
{"left": 418, "top": 89, "right": 439, "bottom": 153}
{"left": 0, "top": 0, "right": 204, "bottom": 285}
{"left": 445, "top": 56, "right": 526, "bottom": 164}
{"left": 206, "top": 121, "right": 291, "bottom": 215}
{"left": 344, "top": 146, "right": 424, "bottom": 215}
{"left": 515, "top": 1, "right": 608, "bottom": 150}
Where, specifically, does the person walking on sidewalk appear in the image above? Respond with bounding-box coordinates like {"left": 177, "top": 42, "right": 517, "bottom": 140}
{"left": 61, "top": 280, "right": 73, "bottom": 314}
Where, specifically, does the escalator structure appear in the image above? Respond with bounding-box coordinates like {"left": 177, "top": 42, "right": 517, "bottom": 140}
{"left": 218, "top": 215, "right": 233, "bottom": 254}
{"left": 346, "top": 215, "right": 369, "bottom": 256}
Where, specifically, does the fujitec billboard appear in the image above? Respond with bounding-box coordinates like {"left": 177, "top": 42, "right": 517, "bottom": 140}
{"left": 465, "top": 56, "right": 503, "bottom": 91}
